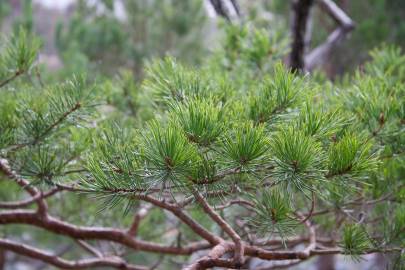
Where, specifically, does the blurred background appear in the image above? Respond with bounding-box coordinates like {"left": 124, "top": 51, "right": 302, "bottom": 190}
{"left": 1, "top": 0, "right": 404, "bottom": 79}
{"left": 0, "top": 1, "right": 404, "bottom": 269}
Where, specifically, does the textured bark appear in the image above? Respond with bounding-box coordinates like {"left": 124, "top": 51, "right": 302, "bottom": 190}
{"left": 289, "top": 0, "right": 315, "bottom": 72}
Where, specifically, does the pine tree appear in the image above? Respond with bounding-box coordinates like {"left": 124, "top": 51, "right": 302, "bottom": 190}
{"left": 55, "top": 0, "right": 207, "bottom": 77}
{"left": 0, "top": 25, "right": 404, "bottom": 270}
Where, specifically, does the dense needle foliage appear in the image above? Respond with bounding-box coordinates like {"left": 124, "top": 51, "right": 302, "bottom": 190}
{"left": 0, "top": 21, "right": 404, "bottom": 270}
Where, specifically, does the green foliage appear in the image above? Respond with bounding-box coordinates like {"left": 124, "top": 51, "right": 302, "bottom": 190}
{"left": 17, "top": 146, "right": 65, "bottom": 185}
{"left": 366, "top": 46, "right": 405, "bottom": 80}
{"left": 327, "top": 133, "right": 378, "bottom": 179}
{"left": 55, "top": 0, "right": 207, "bottom": 76}
{"left": 83, "top": 124, "right": 141, "bottom": 192}
{"left": 340, "top": 224, "right": 372, "bottom": 260}
{"left": 16, "top": 75, "right": 97, "bottom": 145}
{"left": 248, "top": 189, "right": 297, "bottom": 240}
{"left": 248, "top": 62, "right": 302, "bottom": 123}
{"left": 171, "top": 98, "right": 225, "bottom": 146}
{"left": 141, "top": 121, "right": 200, "bottom": 187}
{"left": 0, "top": 17, "right": 404, "bottom": 269}
{"left": 219, "top": 24, "right": 288, "bottom": 73}
{"left": 246, "top": 28, "right": 288, "bottom": 70}
{"left": 0, "top": 27, "right": 40, "bottom": 78}
{"left": 382, "top": 204, "right": 405, "bottom": 247}
{"left": 219, "top": 122, "right": 269, "bottom": 168}
{"left": 144, "top": 57, "right": 209, "bottom": 106}
{"left": 0, "top": 93, "right": 18, "bottom": 148}
{"left": 295, "top": 104, "right": 348, "bottom": 140}
{"left": 271, "top": 126, "right": 324, "bottom": 193}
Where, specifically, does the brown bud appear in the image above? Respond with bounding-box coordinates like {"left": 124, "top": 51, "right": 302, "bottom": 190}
{"left": 378, "top": 112, "right": 385, "bottom": 125}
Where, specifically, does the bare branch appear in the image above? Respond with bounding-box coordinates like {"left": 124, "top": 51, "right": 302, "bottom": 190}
{"left": 0, "top": 238, "right": 147, "bottom": 270}
{"left": 0, "top": 187, "right": 61, "bottom": 209}
{"left": 128, "top": 204, "right": 152, "bottom": 237}
{"left": 0, "top": 70, "right": 24, "bottom": 89}
{"left": 0, "top": 210, "right": 210, "bottom": 256}
{"left": 0, "top": 158, "right": 48, "bottom": 215}
{"left": 305, "top": 0, "right": 355, "bottom": 71}
{"left": 193, "top": 190, "right": 244, "bottom": 266}
{"left": 298, "top": 191, "right": 315, "bottom": 224}
{"left": 184, "top": 242, "right": 233, "bottom": 270}
{"left": 135, "top": 194, "right": 222, "bottom": 245}
{"left": 76, "top": 240, "right": 103, "bottom": 258}
{"left": 230, "top": 0, "right": 241, "bottom": 16}
{"left": 213, "top": 199, "right": 254, "bottom": 210}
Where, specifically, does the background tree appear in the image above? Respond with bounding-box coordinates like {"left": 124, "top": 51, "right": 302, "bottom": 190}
{"left": 55, "top": 0, "right": 208, "bottom": 78}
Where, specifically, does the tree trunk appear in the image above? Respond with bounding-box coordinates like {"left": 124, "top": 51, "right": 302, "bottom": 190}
{"left": 0, "top": 248, "right": 5, "bottom": 270}
{"left": 209, "top": 0, "right": 231, "bottom": 21}
{"left": 289, "top": 0, "right": 315, "bottom": 72}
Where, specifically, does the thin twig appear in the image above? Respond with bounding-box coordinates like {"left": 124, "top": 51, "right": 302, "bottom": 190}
{"left": 0, "top": 70, "right": 23, "bottom": 88}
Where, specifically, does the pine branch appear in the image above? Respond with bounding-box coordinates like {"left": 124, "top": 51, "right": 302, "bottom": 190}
{"left": 35, "top": 102, "right": 82, "bottom": 144}
{"left": 9, "top": 102, "right": 82, "bottom": 151}
{"left": 0, "top": 210, "right": 210, "bottom": 256}
{"left": 0, "top": 158, "right": 47, "bottom": 215}
{"left": 135, "top": 194, "right": 222, "bottom": 245}
{"left": 0, "top": 238, "right": 147, "bottom": 270}
{"left": 193, "top": 189, "right": 244, "bottom": 266}
{"left": 298, "top": 191, "right": 315, "bottom": 224}
{"left": 0, "top": 70, "right": 23, "bottom": 89}
{"left": 184, "top": 242, "right": 233, "bottom": 270}
{"left": 75, "top": 240, "right": 103, "bottom": 258}
{"left": 0, "top": 186, "right": 61, "bottom": 209}
{"left": 128, "top": 204, "right": 152, "bottom": 237}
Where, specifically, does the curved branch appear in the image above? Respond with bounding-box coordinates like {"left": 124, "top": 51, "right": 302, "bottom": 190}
{"left": 0, "top": 238, "right": 147, "bottom": 270}
{"left": 184, "top": 242, "right": 234, "bottom": 270}
{"left": 214, "top": 199, "right": 254, "bottom": 210}
{"left": 0, "top": 159, "right": 47, "bottom": 215}
{"left": 299, "top": 191, "right": 315, "bottom": 224}
{"left": 128, "top": 204, "right": 152, "bottom": 237}
{"left": 0, "top": 70, "right": 23, "bottom": 89}
{"left": 192, "top": 190, "right": 244, "bottom": 266}
{"left": 135, "top": 194, "right": 222, "bottom": 245}
{"left": 0, "top": 187, "right": 61, "bottom": 209}
{"left": 0, "top": 210, "right": 210, "bottom": 256}
{"left": 305, "top": 0, "right": 355, "bottom": 71}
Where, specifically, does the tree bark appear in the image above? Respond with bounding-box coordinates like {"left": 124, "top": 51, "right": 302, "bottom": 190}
{"left": 209, "top": 0, "right": 231, "bottom": 21}
{"left": 0, "top": 248, "right": 5, "bottom": 270}
{"left": 305, "top": 0, "right": 355, "bottom": 71}
{"left": 289, "top": 0, "right": 315, "bottom": 72}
